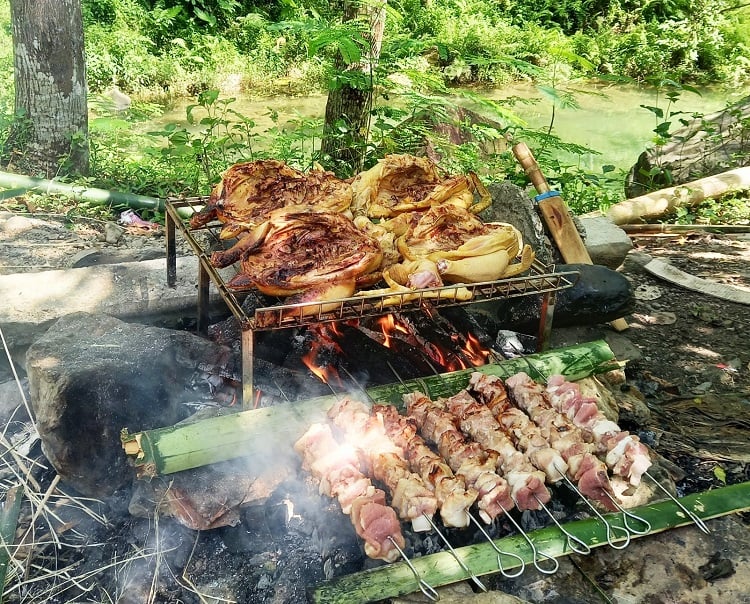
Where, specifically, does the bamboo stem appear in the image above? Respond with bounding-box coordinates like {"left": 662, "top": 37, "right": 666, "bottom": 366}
{"left": 121, "top": 341, "right": 620, "bottom": 477}
{"left": 311, "top": 481, "right": 750, "bottom": 603}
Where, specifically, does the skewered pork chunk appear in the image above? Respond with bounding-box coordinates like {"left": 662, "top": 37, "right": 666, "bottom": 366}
{"left": 294, "top": 422, "right": 404, "bottom": 562}
{"left": 327, "top": 398, "right": 438, "bottom": 532}
{"left": 468, "top": 372, "right": 568, "bottom": 484}
{"left": 404, "top": 391, "right": 515, "bottom": 523}
{"left": 502, "top": 372, "right": 619, "bottom": 511}
{"left": 373, "top": 403, "right": 478, "bottom": 528}
{"left": 546, "top": 375, "right": 652, "bottom": 486}
{"left": 443, "top": 390, "right": 551, "bottom": 510}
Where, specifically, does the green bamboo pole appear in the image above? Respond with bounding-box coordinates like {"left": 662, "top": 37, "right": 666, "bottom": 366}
{"left": 0, "top": 486, "right": 23, "bottom": 603}
{"left": 121, "top": 340, "right": 620, "bottom": 477}
{"left": 311, "top": 481, "right": 750, "bottom": 603}
{"left": 0, "top": 170, "right": 165, "bottom": 211}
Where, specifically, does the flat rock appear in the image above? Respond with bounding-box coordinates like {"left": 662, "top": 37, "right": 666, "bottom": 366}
{"left": 0, "top": 255, "right": 228, "bottom": 349}
{"left": 25, "top": 312, "right": 237, "bottom": 496}
{"left": 578, "top": 215, "right": 633, "bottom": 269}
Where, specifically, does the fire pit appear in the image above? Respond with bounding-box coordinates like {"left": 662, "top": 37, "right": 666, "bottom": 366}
{"left": 98, "top": 198, "right": 722, "bottom": 602}
{"left": 163, "top": 197, "right": 578, "bottom": 407}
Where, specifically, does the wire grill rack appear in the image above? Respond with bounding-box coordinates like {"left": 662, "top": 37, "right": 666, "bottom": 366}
{"left": 164, "top": 197, "right": 579, "bottom": 406}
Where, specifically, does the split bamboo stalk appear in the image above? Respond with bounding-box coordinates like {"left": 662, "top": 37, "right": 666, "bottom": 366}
{"left": 621, "top": 223, "right": 750, "bottom": 234}
{"left": 310, "top": 481, "right": 750, "bottom": 603}
{"left": 0, "top": 486, "right": 23, "bottom": 604}
{"left": 607, "top": 166, "right": 750, "bottom": 225}
{"left": 121, "top": 340, "right": 621, "bottom": 478}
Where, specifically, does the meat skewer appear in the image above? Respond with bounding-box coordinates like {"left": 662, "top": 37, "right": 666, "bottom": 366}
{"left": 327, "top": 397, "right": 438, "bottom": 532}
{"left": 403, "top": 389, "right": 559, "bottom": 574}
{"left": 371, "top": 403, "right": 478, "bottom": 528}
{"left": 545, "top": 375, "right": 652, "bottom": 486}
{"left": 328, "top": 394, "right": 489, "bottom": 591}
{"left": 293, "top": 422, "right": 405, "bottom": 562}
{"left": 466, "top": 373, "right": 569, "bottom": 485}
{"left": 404, "top": 390, "right": 515, "bottom": 523}
{"left": 472, "top": 371, "right": 620, "bottom": 512}
{"left": 442, "top": 389, "right": 552, "bottom": 510}
{"left": 544, "top": 375, "right": 709, "bottom": 534}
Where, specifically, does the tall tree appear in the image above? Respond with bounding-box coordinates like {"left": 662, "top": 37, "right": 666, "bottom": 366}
{"left": 9, "top": 0, "right": 89, "bottom": 177}
{"left": 319, "top": 0, "right": 387, "bottom": 176}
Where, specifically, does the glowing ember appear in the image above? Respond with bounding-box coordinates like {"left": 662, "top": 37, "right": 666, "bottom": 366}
{"left": 301, "top": 324, "right": 344, "bottom": 385}
{"left": 377, "top": 314, "right": 410, "bottom": 349}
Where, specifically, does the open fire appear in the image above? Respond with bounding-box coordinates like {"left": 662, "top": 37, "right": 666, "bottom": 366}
{"left": 299, "top": 312, "right": 495, "bottom": 387}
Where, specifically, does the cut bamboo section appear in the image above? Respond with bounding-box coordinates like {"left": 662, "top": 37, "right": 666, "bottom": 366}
{"left": 0, "top": 486, "right": 23, "bottom": 604}
{"left": 607, "top": 166, "right": 750, "bottom": 225}
{"left": 121, "top": 340, "right": 620, "bottom": 477}
{"left": 311, "top": 481, "right": 750, "bottom": 603}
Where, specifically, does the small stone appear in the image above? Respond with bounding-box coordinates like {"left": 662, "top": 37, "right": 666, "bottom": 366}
{"left": 104, "top": 221, "right": 125, "bottom": 244}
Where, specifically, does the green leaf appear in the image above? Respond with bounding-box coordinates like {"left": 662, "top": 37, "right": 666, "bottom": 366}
{"left": 714, "top": 465, "right": 727, "bottom": 484}
{"left": 338, "top": 37, "right": 362, "bottom": 65}
{"left": 193, "top": 7, "right": 216, "bottom": 27}
{"left": 640, "top": 105, "right": 664, "bottom": 119}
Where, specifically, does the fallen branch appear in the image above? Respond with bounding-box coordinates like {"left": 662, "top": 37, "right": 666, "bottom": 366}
{"left": 607, "top": 166, "right": 750, "bottom": 225}
{"left": 0, "top": 486, "right": 23, "bottom": 604}
{"left": 121, "top": 340, "right": 621, "bottom": 477}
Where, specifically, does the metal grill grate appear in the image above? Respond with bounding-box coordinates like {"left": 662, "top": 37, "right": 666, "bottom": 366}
{"left": 164, "top": 197, "right": 579, "bottom": 405}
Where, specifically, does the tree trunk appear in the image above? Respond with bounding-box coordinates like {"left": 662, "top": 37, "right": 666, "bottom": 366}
{"left": 9, "top": 0, "right": 89, "bottom": 177}
{"left": 319, "top": 0, "right": 387, "bottom": 176}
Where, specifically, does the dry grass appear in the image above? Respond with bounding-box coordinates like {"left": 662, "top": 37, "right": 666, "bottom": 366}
{"left": 1, "top": 325, "right": 232, "bottom": 603}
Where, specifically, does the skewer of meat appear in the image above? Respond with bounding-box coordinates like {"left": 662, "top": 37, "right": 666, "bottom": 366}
{"left": 469, "top": 372, "right": 618, "bottom": 512}
{"left": 294, "top": 422, "right": 405, "bottom": 562}
{"left": 498, "top": 372, "right": 620, "bottom": 511}
{"left": 467, "top": 373, "right": 569, "bottom": 484}
{"left": 327, "top": 397, "right": 438, "bottom": 532}
{"left": 372, "top": 403, "right": 478, "bottom": 527}
{"left": 404, "top": 391, "right": 515, "bottom": 523}
{"left": 545, "top": 375, "right": 652, "bottom": 486}
{"left": 442, "top": 390, "right": 552, "bottom": 510}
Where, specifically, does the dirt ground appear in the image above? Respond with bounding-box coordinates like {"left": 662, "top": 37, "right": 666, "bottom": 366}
{"left": 1, "top": 209, "right": 749, "bottom": 603}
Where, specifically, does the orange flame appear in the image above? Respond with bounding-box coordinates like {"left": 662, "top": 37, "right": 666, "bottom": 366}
{"left": 377, "top": 314, "right": 409, "bottom": 349}
{"left": 301, "top": 323, "right": 344, "bottom": 385}
{"left": 462, "top": 332, "right": 490, "bottom": 367}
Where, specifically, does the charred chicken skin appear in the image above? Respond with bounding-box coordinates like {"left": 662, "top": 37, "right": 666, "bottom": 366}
{"left": 210, "top": 205, "right": 383, "bottom": 297}
{"left": 189, "top": 160, "right": 352, "bottom": 239}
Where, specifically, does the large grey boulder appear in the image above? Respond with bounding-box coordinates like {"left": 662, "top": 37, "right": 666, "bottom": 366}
{"left": 480, "top": 181, "right": 553, "bottom": 266}
{"left": 25, "top": 312, "right": 237, "bottom": 496}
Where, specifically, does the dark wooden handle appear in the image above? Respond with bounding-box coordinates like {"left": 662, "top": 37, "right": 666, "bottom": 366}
{"left": 512, "top": 142, "right": 550, "bottom": 194}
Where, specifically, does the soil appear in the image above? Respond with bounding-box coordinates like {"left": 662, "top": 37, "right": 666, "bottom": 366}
{"left": 1, "top": 208, "right": 749, "bottom": 603}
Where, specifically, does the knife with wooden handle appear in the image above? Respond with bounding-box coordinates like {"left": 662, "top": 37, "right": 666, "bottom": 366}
{"left": 513, "top": 142, "right": 629, "bottom": 331}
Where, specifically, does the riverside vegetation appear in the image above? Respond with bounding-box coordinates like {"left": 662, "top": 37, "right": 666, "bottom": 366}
{"left": 0, "top": 0, "right": 749, "bottom": 223}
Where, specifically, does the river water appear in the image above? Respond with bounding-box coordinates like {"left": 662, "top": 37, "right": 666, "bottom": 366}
{"left": 146, "top": 81, "right": 747, "bottom": 173}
